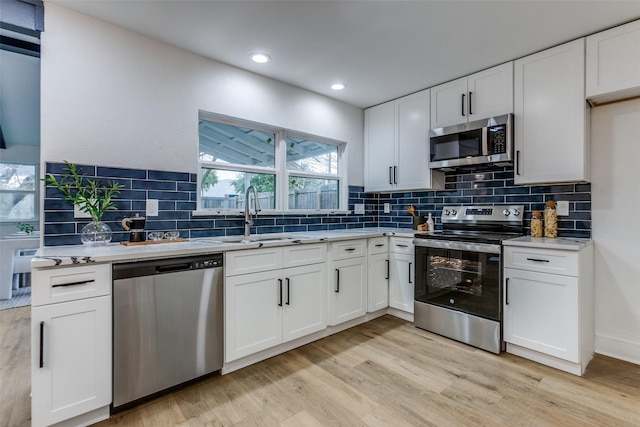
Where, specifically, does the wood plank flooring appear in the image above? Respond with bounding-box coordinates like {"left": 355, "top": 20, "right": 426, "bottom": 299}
{"left": 2, "top": 307, "right": 639, "bottom": 426}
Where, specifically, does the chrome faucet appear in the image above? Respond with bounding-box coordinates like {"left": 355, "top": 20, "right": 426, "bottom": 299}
{"left": 243, "top": 185, "right": 261, "bottom": 242}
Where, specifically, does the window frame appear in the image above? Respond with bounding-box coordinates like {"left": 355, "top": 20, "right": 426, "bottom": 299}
{"left": 0, "top": 161, "right": 39, "bottom": 223}
{"left": 196, "top": 111, "right": 348, "bottom": 215}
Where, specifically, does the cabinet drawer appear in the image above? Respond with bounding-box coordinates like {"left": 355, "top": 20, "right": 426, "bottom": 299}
{"left": 368, "top": 237, "right": 388, "bottom": 255}
{"left": 504, "top": 246, "right": 578, "bottom": 276}
{"left": 331, "top": 239, "right": 367, "bottom": 260}
{"left": 390, "top": 237, "right": 414, "bottom": 254}
{"left": 32, "top": 263, "right": 111, "bottom": 306}
{"left": 283, "top": 244, "right": 327, "bottom": 268}
{"left": 225, "top": 248, "right": 283, "bottom": 276}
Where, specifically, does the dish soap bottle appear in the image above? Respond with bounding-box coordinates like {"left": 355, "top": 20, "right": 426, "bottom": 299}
{"left": 426, "top": 212, "right": 434, "bottom": 232}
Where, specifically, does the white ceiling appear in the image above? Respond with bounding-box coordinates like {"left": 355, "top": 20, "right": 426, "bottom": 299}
{"left": 49, "top": 0, "right": 640, "bottom": 109}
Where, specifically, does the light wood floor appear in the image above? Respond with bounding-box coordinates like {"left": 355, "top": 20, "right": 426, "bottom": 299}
{"left": 2, "top": 307, "right": 640, "bottom": 427}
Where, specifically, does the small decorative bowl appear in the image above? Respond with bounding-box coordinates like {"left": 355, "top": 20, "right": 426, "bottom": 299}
{"left": 148, "top": 231, "right": 164, "bottom": 241}
{"left": 164, "top": 231, "right": 180, "bottom": 240}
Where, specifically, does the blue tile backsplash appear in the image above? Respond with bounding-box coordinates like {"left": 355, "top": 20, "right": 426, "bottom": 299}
{"left": 43, "top": 162, "right": 590, "bottom": 246}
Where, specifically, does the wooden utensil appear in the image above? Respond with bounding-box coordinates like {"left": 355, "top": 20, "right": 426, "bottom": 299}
{"left": 407, "top": 205, "right": 416, "bottom": 217}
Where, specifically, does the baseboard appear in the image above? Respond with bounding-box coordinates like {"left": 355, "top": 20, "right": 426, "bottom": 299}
{"left": 595, "top": 333, "right": 640, "bottom": 365}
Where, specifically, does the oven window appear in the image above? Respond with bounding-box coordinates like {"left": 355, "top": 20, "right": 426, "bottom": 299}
{"left": 415, "top": 247, "right": 501, "bottom": 321}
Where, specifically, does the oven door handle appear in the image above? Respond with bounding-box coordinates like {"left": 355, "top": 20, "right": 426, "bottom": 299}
{"left": 412, "top": 239, "right": 501, "bottom": 254}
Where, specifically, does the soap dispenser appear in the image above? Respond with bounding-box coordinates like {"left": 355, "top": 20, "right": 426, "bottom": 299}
{"left": 426, "top": 212, "right": 434, "bottom": 232}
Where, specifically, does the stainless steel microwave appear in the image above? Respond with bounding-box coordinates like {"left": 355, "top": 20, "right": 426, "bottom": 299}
{"left": 429, "top": 114, "right": 513, "bottom": 170}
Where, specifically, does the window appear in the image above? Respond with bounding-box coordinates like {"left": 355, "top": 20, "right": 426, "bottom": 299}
{"left": 198, "top": 112, "right": 346, "bottom": 212}
{"left": 0, "top": 163, "right": 38, "bottom": 221}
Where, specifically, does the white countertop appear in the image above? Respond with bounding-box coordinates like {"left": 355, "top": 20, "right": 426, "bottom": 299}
{"left": 32, "top": 228, "right": 416, "bottom": 268}
{"left": 503, "top": 236, "right": 592, "bottom": 251}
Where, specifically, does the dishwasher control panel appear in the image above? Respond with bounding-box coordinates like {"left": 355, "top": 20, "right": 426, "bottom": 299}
{"left": 194, "top": 258, "right": 222, "bottom": 269}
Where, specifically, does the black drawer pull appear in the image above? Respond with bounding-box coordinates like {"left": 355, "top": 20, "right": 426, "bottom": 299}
{"left": 396, "top": 244, "right": 408, "bottom": 248}
{"left": 526, "top": 258, "right": 550, "bottom": 263}
{"left": 52, "top": 279, "right": 95, "bottom": 288}
{"left": 375, "top": 244, "right": 384, "bottom": 248}
{"left": 345, "top": 248, "right": 356, "bottom": 252}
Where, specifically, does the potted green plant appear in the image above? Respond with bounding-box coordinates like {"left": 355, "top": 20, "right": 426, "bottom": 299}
{"left": 42, "top": 161, "right": 123, "bottom": 245}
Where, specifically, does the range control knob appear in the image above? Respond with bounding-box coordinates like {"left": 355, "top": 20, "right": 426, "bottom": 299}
{"left": 502, "top": 209, "right": 511, "bottom": 217}
{"left": 451, "top": 209, "right": 457, "bottom": 215}
{"left": 444, "top": 209, "right": 450, "bottom": 215}
{"left": 510, "top": 209, "right": 520, "bottom": 217}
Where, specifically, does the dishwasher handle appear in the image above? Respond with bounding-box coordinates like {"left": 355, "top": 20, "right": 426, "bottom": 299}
{"left": 156, "top": 262, "right": 192, "bottom": 274}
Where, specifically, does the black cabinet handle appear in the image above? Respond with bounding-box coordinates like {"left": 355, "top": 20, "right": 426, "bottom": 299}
{"left": 278, "top": 279, "right": 283, "bottom": 306}
{"left": 468, "top": 91, "right": 473, "bottom": 115}
{"left": 461, "top": 93, "right": 466, "bottom": 116}
{"left": 527, "top": 258, "right": 550, "bottom": 263}
{"left": 408, "top": 262, "right": 413, "bottom": 284}
{"left": 393, "top": 166, "right": 397, "bottom": 184}
{"left": 345, "top": 248, "right": 356, "bottom": 252}
{"left": 516, "top": 150, "right": 521, "bottom": 176}
{"left": 335, "top": 269, "right": 340, "bottom": 293}
{"left": 396, "top": 244, "right": 408, "bottom": 248}
{"left": 52, "top": 279, "right": 95, "bottom": 288}
{"left": 39, "top": 321, "right": 44, "bottom": 368}
{"left": 389, "top": 167, "right": 393, "bottom": 185}
{"left": 286, "top": 278, "right": 290, "bottom": 305}
{"left": 505, "top": 278, "right": 510, "bottom": 305}
{"left": 385, "top": 259, "right": 390, "bottom": 280}
{"left": 375, "top": 243, "right": 384, "bottom": 248}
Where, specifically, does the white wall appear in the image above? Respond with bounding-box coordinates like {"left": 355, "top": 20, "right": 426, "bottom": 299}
{"left": 591, "top": 98, "right": 640, "bottom": 364}
{"left": 40, "top": 3, "right": 364, "bottom": 185}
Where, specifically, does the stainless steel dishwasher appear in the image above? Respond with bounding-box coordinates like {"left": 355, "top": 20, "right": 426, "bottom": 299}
{"left": 112, "top": 253, "right": 223, "bottom": 410}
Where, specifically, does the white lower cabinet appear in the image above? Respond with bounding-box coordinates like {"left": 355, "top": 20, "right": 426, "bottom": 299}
{"left": 224, "top": 245, "right": 327, "bottom": 362}
{"left": 31, "top": 263, "right": 112, "bottom": 427}
{"left": 502, "top": 241, "right": 593, "bottom": 376}
{"left": 389, "top": 237, "right": 415, "bottom": 313}
{"left": 503, "top": 269, "right": 579, "bottom": 362}
{"left": 31, "top": 296, "right": 111, "bottom": 427}
{"left": 367, "top": 237, "right": 389, "bottom": 312}
{"left": 329, "top": 239, "right": 368, "bottom": 325}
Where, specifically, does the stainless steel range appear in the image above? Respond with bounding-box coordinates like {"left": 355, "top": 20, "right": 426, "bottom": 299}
{"left": 413, "top": 205, "right": 524, "bottom": 354}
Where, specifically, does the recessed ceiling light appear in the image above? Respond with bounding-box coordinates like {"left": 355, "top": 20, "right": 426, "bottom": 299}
{"left": 250, "top": 53, "right": 271, "bottom": 64}
{"left": 331, "top": 83, "right": 346, "bottom": 91}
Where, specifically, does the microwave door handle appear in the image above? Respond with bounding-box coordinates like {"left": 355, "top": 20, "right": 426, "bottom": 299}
{"left": 482, "top": 126, "right": 488, "bottom": 156}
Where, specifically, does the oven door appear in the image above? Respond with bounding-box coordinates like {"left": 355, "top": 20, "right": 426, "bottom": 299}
{"left": 414, "top": 242, "right": 501, "bottom": 321}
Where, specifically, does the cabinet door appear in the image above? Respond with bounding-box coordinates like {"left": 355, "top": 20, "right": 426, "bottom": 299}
{"left": 396, "top": 90, "right": 431, "bottom": 190}
{"left": 329, "top": 257, "right": 368, "bottom": 325}
{"left": 503, "top": 268, "right": 579, "bottom": 362}
{"left": 31, "top": 296, "right": 111, "bottom": 427}
{"left": 364, "top": 101, "right": 396, "bottom": 192}
{"left": 368, "top": 252, "right": 389, "bottom": 312}
{"left": 282, "top": 264, "right": 327, "bottom": 342}
{"left": 514, "top": 39, "right": 589, "bottom": 185}
{"left": 468, "top": 62, "right": 513, "bottom": 121}
{"left": 430, "top": 77, "right": 467, "bottom": 128}
{"left": 225, "top": 270, "right": 283, "bottom": 362}
{"left": 389, "top": 253, "right": 414, "bottom": 313}
{"left": 587, "top": 19, "right": 640, "bottom": 104}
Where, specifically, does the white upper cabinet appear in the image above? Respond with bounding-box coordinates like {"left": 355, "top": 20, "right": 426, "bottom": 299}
{"left": 587, "top": 19, "right": 640, "bottom": 105}
{"left": 430, "top": 62, "right": 513, "bottom": 129}
{"left": 365, "top": 89, "right": 444, "bottom": 193}
{"left": 514, "top": 39, "right": 590, "bottom": 185}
